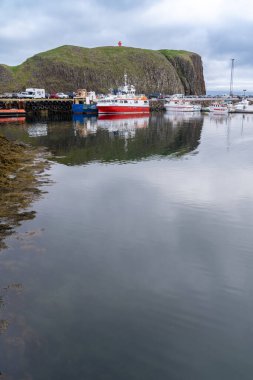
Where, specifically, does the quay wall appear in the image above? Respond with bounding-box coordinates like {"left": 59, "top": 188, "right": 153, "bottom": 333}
{"left": 0, "top": 98, "right": 73, "bottom": 112}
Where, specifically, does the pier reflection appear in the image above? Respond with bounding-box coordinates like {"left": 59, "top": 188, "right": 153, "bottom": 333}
{"left": 0, "top": 116, "right": 25, "bottom": 124}
{"left": 28, "top": 123, "right": 48, "bottom": 137}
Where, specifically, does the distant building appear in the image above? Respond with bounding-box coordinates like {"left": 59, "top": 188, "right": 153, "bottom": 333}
{"left": 118, "top": 41, "right": 122, "bottom": 47}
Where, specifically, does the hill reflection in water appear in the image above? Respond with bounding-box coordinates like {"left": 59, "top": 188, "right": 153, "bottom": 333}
{"left": 0, "top": 113, "right": 204, "bottom": 166}
{"left": 51, "top": 112, "right": 203, "bottom": 165}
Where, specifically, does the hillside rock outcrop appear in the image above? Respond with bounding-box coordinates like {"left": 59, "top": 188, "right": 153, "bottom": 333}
{"left": 0, "top": 45, "right": 206, "bottom": 95}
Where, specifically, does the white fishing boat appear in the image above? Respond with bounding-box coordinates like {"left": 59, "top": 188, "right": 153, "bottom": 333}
{"left": 234, "top": 99, "right": 253, "bottom": 113}
{"left": 165, "top": 95, "right": 201, "bottom": 112}
{"left": 208, "top": 103, "right": 229, "bottom": 114}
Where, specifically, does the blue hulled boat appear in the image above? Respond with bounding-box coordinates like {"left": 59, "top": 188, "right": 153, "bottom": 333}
{"left": 72, "top": 102, "right": 98, "bottom": 115}
{"left": 72, "top": 89, "right": 98, "bottom": 115}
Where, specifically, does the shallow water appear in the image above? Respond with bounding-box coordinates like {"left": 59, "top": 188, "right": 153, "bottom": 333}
{"left": 1, "top": 112, "right": 253, "bottom": 379}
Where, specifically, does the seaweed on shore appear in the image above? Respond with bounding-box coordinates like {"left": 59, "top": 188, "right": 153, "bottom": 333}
{"left": 0, "top": 135, "right": 50, "bottom": 250}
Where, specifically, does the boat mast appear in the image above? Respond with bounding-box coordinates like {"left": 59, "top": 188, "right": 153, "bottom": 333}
{"left": 229, "top": 58, "right": 235, "bottom": 97}
{"left": 124, "top": 72, "right": 128, "bottom": 87}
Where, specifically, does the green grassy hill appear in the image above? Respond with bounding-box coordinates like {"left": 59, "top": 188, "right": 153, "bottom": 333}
{"left": 0, "top": 45, "right": 206, "bottom": 95}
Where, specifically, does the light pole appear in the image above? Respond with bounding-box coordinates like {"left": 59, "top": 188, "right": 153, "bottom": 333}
{"left": 229, "top": 58, "right": 235, "bottom": 97}
{"left": 243, "top": 89, "right": 247, "bottom": 98}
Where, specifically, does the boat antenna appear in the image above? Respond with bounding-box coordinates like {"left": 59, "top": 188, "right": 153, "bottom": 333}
{"left": 229, "top": 58, "right": 235, "bottom": 97}
{"left": 124, "top": 71, "right": 128, "bottom": 87}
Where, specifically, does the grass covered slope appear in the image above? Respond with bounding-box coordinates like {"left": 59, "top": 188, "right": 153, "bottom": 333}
{"left": 0, "top": 45, "right": 206, "bottom": 95}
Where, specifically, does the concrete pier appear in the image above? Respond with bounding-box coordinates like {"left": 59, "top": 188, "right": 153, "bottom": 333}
{"left": 0, "top": 98, "right": 73, "bottom": 112}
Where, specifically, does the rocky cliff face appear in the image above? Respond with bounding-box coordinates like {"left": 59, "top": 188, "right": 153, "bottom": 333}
{"left": 0, "top": 46, "right": 206, "bottom": 95}
{"left": 160, "top": 50, "right": 206, "bottom": 95}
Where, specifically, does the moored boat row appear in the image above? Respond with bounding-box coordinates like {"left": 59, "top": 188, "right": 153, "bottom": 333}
{"left": 2, "top": 74, "right": 253, "bottom": 118}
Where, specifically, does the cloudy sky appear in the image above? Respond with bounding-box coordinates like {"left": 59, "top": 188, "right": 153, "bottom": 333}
{"left": 0, "top": 0, "right": 252, "bottom": 92}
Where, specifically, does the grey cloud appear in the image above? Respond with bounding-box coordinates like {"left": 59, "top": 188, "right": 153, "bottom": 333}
{"left": 0, "top": 0, "right": 252, "bottom": 90}
{"left": 205, "top": 25, "right": 253, "bottom": 66}
{"left": 93, "top": 0, "right": 153, "bottom": 10}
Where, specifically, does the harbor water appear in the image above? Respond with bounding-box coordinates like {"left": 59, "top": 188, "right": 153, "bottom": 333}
{"left": 1, "top": 112, "right": 253, "bottom": 379}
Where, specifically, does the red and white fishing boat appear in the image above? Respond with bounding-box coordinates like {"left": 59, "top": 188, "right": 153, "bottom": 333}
{"left": 97, "top": 74, "right": 150, "bottom": 114}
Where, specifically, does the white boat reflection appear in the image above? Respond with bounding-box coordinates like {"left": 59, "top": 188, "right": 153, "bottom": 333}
{"left": 164, "top": 111, "right": 202, "bottom": 125}
{"left": 209, "top": 114, "right": 230, "bottom": 125}
{"left": 97, "top": 114, "right": 149, "bottom": 138}
{"left": 28, "top": 123, "right": 48, "bottom": 137}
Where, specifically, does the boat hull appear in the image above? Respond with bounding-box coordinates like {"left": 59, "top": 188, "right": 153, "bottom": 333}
{"left": 0, "top": 109, "right": 26, "bottom": 118}
{"left": 165, "top": 105, "right": 200, "bottom": 112}
{"left": 72, "top": 103, "right": 98, "bottom": 115}
{"left": 209, "top": 107, "right": 228, "bottom": 114}
{"left": 97, "top": 105, "right": 150, "bottom": 114}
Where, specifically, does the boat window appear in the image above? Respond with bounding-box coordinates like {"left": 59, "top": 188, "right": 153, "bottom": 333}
{"left": 144, "top": 101, "right": 148, "bottom": 104}
{"left": 124, "top": 100, "right": 128, "bottom": 103}
{"left": 134, "top": 100, "right": 138, "bottom": 104}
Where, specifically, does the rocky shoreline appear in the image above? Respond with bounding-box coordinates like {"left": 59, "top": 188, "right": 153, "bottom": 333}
{"left": 0, "top": 135, "right": 50, "bottom": 249}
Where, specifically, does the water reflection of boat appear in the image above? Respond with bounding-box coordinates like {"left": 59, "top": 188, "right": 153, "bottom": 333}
{"left": 209, "top": 114, "right": 231, "bottom": 126}
{"left": 97, "top": 114, "right": 149, "bottom": 138}
{"left": 0, "top": 116, "right": 26, "bottom": 123}
{"left": 164, "top": 111, "right": 202, "bottom": 125}
{"left": 98, "top": 114, "right": 148, "bottom": 121}
{"left": 28, "top": 123, "right": 48, "bottom": 137}
{"left": 22, "top": 114, "right": 203, "bottom": 165}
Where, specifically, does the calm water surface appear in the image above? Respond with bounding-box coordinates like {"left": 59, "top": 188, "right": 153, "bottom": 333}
{"left": 1, "top": 112, "right": 253, "bottom": 379}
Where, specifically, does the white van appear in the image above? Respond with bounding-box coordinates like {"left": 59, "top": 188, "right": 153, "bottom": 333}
{"left": 26, "top": 88, "right": 45, "bottom": 98}
{"left": 17, "top": 88, "right": 45, "bottom": 98}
